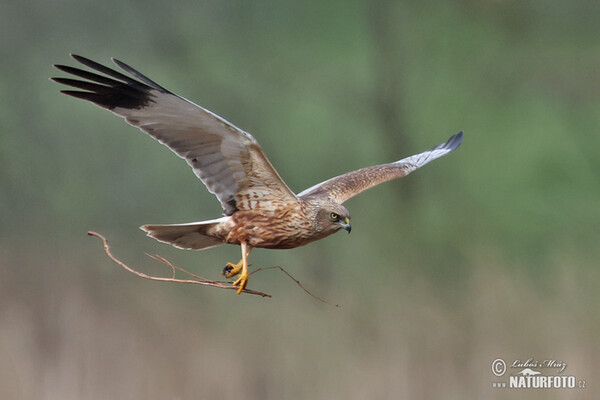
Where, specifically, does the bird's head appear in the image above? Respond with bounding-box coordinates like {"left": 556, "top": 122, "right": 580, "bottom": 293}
{"left": 310, "top": 200, "right": 351, "bottom": 235}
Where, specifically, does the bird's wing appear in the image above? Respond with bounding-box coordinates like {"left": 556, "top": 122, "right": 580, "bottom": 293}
{"left": 52, "top": 54, "right": 298, "bottom": 215}
{"left": 298, "top": 131, "right": 463, "bottom": 204}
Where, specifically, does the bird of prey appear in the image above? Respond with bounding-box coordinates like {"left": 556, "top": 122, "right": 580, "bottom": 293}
{"left": 52, "top": 55, "right": 463, "bottom": 294}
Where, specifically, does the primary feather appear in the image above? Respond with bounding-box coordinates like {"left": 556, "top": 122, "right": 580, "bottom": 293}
{"left": 298, "top": 131, "right": 463, "bottom": 204}
{"left": 53, "top": 54, "right": 297, "bottom": 217}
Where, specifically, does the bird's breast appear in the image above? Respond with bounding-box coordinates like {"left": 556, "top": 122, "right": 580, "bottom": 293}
{"left": 226, "top": 208, "right": 321, "bottom": 249}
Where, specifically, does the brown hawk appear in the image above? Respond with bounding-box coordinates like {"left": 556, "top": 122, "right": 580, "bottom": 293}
{"left": 52, "top": 55, "right": 463, "bottom": 293}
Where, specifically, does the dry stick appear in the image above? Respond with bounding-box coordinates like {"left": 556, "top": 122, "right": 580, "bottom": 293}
{"left": 87, "top": 231, "right": 271, "bottom": 297}
{"left": 146, "top": 253, "right": 212, "bottom": 282}
{"left": 88, "top": 231, "right": 339, "bottom": 306}
{"left": 250, "top": 266, "right": 340, "bottom": 307}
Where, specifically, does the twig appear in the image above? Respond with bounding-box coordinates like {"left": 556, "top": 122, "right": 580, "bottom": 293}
{"left": 87, "top": 231, "right": 271, "bottom": 297}
{"left": 250, "top": 266, "right": 340, "bottom": 307}
{"left": 88, "top": 231, "right": 340, "bottom": 306}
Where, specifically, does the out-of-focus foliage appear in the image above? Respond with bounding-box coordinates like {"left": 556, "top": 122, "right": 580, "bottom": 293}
{"left": 1, "top": 0, "right": 599, "bottom": 399}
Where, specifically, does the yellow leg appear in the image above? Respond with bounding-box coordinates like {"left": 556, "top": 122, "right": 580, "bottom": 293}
{"left": 222, "top": 243, "right": 252, "bottom": 294}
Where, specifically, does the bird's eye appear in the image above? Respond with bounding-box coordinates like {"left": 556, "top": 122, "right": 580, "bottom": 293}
{"left": 330, "top": 212, "right": 339, "bottom": 221}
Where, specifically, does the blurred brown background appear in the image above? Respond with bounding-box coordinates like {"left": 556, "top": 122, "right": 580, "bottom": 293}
{"left": 1, "top": 0, "right": 599, "bottom": 398}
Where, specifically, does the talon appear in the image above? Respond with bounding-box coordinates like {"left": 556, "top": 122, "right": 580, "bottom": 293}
{"left": 227, "top": 242, "right": 252, "bottom": 295}
{"left": 222, "top": 261, "right": 242, "bottom": 278}
{"left": 233, "top": 270, "right": 249, "bottom": 294}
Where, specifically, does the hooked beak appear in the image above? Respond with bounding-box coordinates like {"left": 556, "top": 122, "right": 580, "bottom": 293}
{"left": 342, "top": 217, "right": 351, "bottom": 234}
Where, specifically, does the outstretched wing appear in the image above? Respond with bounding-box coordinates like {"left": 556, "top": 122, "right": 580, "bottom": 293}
{"left": 52, "top": 54, "right": 298, "bottom": 215}
{"left": 298, "top": 131, "right": 463, "bottom": 204}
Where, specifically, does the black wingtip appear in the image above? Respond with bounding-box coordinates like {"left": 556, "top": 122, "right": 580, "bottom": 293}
{"left": 112, "top": 57, "right": 170, "bottom": 93}
{"left": 52, "top": 54, "right": 160, "bottom": 110}
{"left": 438, "top": 130, "right": 464, "bottom": 152}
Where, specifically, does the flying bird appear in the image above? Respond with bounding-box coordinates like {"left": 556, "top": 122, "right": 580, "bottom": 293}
{"left": 52, "top": 55, "right": 463, "bottom": 294}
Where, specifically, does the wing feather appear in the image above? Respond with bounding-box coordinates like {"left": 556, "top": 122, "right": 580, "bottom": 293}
{"left": 52, "top": 55, "right": 298, "bottom": 215}
{"left": 298, "top": 131, "right": 463, "bottom": 204}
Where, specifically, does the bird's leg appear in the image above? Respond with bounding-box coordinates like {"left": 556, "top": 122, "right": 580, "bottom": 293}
{"left": 232, "top": 242, "right": 252, "bottom": 294}
{"left": 222, "top": 243, "right": 252, "bottom": 278}
{"left": 222, "top": 243, "right": 252, "bottom": 294}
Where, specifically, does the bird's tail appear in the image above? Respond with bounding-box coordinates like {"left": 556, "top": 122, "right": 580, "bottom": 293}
{"left": 141, "top": 218, "right": 228, "bottom": 250}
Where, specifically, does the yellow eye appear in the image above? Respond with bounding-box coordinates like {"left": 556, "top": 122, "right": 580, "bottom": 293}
{"left": 330, "top": 212, "right": 339, "bottom": 220}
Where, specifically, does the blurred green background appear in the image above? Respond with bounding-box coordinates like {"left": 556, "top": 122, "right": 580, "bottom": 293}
{"left": 1, "top": 0, "right": 599, "bottom": 399}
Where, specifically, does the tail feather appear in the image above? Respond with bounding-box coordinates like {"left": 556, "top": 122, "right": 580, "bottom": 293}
{"left": 141, "top": 218, "right": 227, "bottom": 250}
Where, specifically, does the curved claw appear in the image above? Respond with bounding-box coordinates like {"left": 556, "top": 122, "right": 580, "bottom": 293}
{"left": 226, "top": 242, "right": 252, "bottom": 295}
{"left": 222, "top": 261, "right": 242, "bottom": 278}
{"left": 233, "top": 270, "right": 249, "bottom": 294}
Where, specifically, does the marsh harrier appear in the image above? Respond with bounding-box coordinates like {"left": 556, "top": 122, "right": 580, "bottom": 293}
{"left": 53, "top": 55, "right": 463, "bottom": 293}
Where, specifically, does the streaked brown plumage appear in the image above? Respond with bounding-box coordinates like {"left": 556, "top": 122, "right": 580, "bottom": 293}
{"left": 52, "top": 55, "right": 463, "bottom": 293}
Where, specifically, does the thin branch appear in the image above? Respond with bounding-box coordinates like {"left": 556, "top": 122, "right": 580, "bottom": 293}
{"left": 88, "top": 231, "right": 340, "bottom": 306}
{"left": 87, "top": 231, "right": 271, "bottom": 297}
{"left": 250, "top": 266, "right": 340, "bottom": 307}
